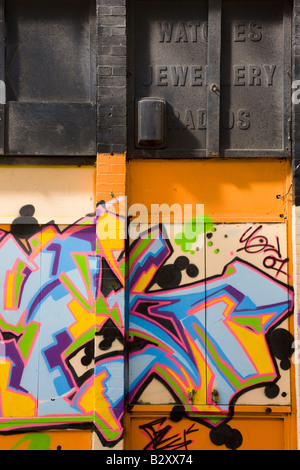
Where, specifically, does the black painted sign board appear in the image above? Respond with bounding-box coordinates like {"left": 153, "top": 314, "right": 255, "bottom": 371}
{"left": 128, "top": 0, "right": 291, "bottom": 158}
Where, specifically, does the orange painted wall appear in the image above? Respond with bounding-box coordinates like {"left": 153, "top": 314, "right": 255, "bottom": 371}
{"left": 0, "top": 431, "right": 93, "bottom": 450}
{"left": 126, "top": 157, "right": 296, "bottom": 451}
{"left": 127, "top": 406, "right": 294, "bottom": 451}
{"left": 127, "top": 159, "right": 290, "bottom": 222}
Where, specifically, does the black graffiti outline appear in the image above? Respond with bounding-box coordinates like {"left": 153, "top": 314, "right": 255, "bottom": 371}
{"left": 139, "top": 418, "right": 199, "bottom": 451}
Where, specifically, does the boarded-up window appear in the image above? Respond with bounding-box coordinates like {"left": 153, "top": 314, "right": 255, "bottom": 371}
{"left": 0, "top": 0, "right": 96, "bottom": 156}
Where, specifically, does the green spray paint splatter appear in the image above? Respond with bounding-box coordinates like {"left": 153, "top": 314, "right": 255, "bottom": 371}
{"left": 175, "top": 215, "right": 214, "bottom": 254}
{"left": 11, "top": 433, "right": 52, "bottom": 450}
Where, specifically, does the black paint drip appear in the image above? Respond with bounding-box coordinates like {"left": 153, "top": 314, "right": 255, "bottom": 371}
{"left": 11, "top": 205, "right": 39, "bottom": 239}
{"left": 210, "top": 423, "right": 243, "bottom": 450}
{"left": 269, "top": 328, "right": 294, "bottom": 371}
{"left": 154, "top": 256, "right": 199, "bottom": 289}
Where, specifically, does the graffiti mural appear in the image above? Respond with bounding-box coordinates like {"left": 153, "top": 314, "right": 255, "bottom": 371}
{"left": 128, "top": 222, "right": 294, "bottom": 450}
{"left": 0, "top": 201, "right": 294, "bottom": 451}
{"left": 0, "top": 202, "right": 125, "bottom": 448}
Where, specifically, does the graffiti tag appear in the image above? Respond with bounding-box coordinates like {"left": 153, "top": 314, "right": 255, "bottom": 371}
{"left": 139, "top": 418, "right": 199, "bottom": 451}
{"left": 237, "top": 225, "right": 289, "bottom": 277}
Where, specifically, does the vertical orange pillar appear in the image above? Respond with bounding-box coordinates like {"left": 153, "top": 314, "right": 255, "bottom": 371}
{"left": 96, "top": 153, "right": 126, "bottom": 204}
{"left": 95, "top": 153, "right": 127, "bottom": 450}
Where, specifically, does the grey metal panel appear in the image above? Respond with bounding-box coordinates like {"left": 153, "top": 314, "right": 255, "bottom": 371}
{"left": 128, "top": 0, "right": 291, "bottom": 158}
{"left": 5, "top": 0, "right": 95, "bottom": 103}
{"left": 0, "top": 0, "right": 5, "bottom": 154}
{"left": 4, "top": 0, "right": 96, "bottom": 157}
{"left": 293, "top": 0, "right": 300, "bottom": 207}
{"left": 220, "top": 0, "right": 291, "bottom": 154}
{"left": 7, "top": 102, "right": 96, "bottom": 156}
{"left": 129, "top": 0, "right": 209, "bottom": 157}
{"left": 206, "top": 0, "right": 222, "bottom": 157}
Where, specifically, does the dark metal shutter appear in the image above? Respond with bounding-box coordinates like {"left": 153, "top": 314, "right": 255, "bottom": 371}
{"left": 3, "top": 0, "right": 96, "bottom": 156}
{"left": 128, "top": 0, "right": 292, "bottom": 158}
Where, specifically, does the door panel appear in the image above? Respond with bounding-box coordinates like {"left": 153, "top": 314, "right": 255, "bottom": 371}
{"left": 128, "top": 219, "right": 294, "bottom": 443}
{"left": 205, "top": 223, "right": 292, "bottom": 408}
{"left": 128, "top": 222, "right": 207, "bottom": 406}
{"left": 127, "top": 410, "right": 291, "bottom": 450}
